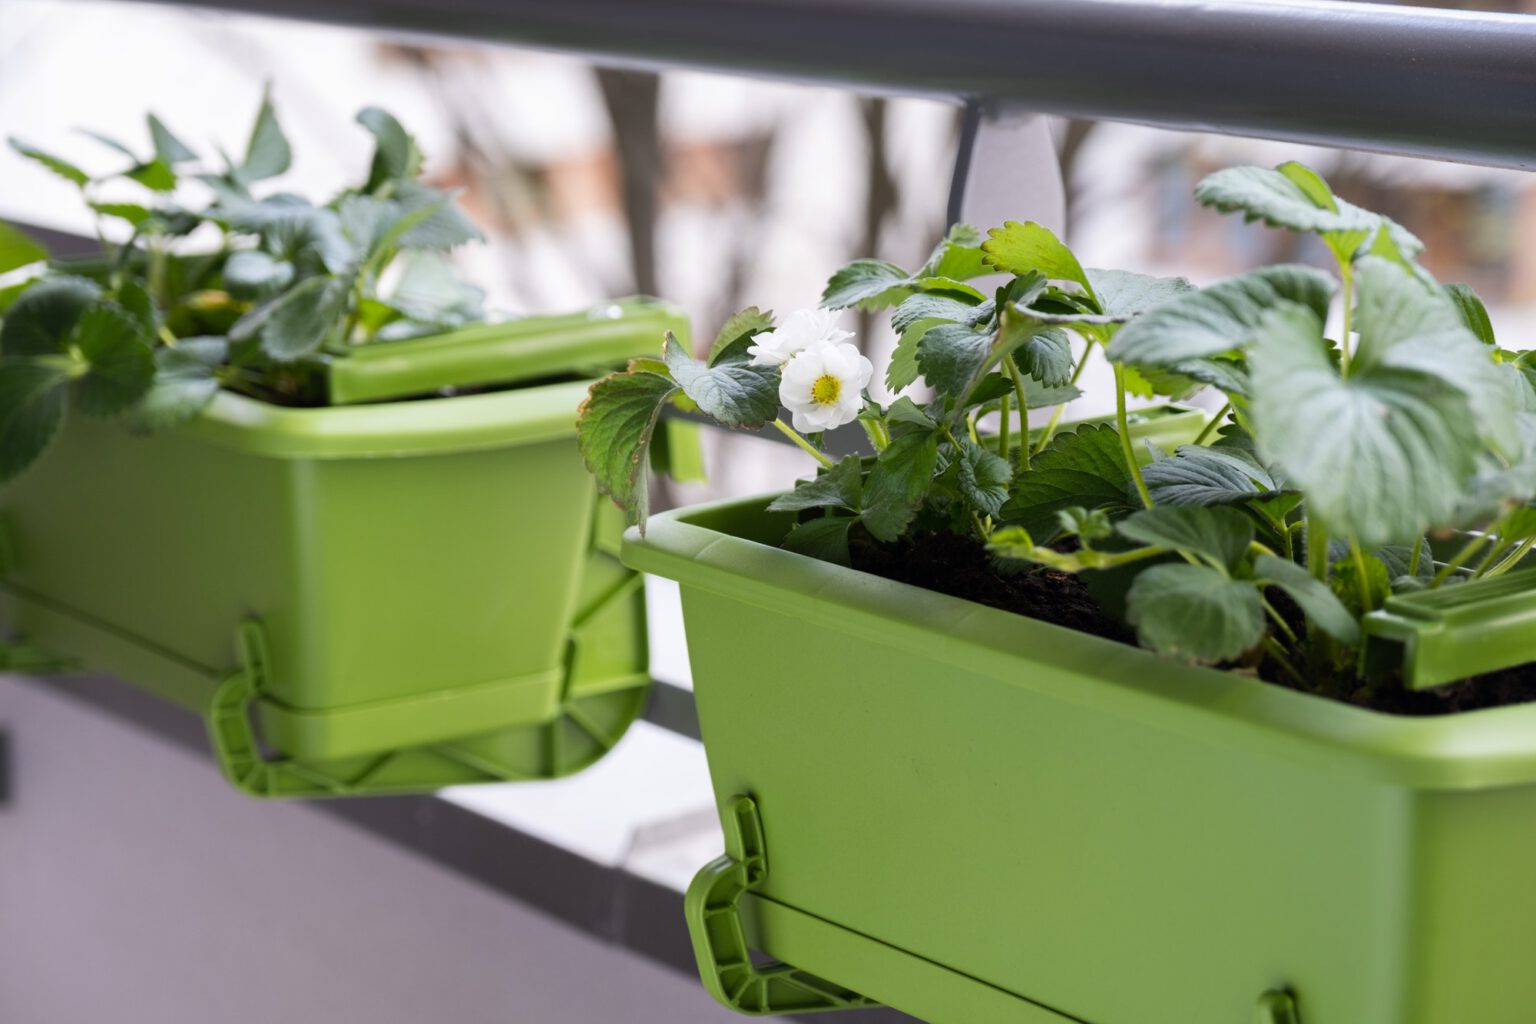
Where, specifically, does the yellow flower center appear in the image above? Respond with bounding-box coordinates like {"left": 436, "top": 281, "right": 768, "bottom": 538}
{"left": 810, "top": 374, "right": 842, "bottom": 406}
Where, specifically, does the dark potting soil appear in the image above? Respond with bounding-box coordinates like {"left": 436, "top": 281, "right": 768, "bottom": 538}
{"left": 847, "top": 530, "right": 1536, "bottom": 717}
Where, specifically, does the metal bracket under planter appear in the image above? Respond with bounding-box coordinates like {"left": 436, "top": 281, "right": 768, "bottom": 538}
{"left": 1362, "top": 567, "right": 1536, "bottom": 690}
{"left": 206, "top": 620, "right": 646, "bottom": 799}
{"left": 685, "top": 795, "right": 880, "bottom": 1015}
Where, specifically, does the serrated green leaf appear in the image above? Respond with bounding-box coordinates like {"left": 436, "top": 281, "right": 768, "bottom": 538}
{"left": 981, "top": 221, "right": 1092, "bottom": 298}
{"left": 0, "top": 276, "right": 101, "bottom": 356}
{"left": 357, "top": 107, "right": 422, "bottom": 193}
{"left": 383, "top": 252, "right": 484, "bottom": 327}
{"left": 1014, "top": 327, "right": 1073, "bottom": 388}
{"left": 861, "top": 429, "right": 940, "bottom": 542}
{"left": 663, "top": 332, "right": 779, "bottom": 428}
{"left": 1330, "top": 553, "right": 1392, "bottom": 619}
{"left": 954, "top": 438, "right": 1012, "bottom": 517}
{"left": 69, "top": 305, "right": 155, "bottom": 416}
{"left": 126, "top": 159, "right": 176, "bottom": 192}
{"left": 891, "top": 292, "right": 986, "bottom": 335}
{"left": 999, "top": 424, "right": 1133, "bottom": 539}
{"left": 916, "top": 322, "right": 990, "bottom": 400}
{"left": 1085, "top": 268, "right": 1194, "bottom": 317}
{"left": 114, "top": 280, "right": 159, "bottom": 337}
{"left": 241, "top": 87, "right": 292, "bottom": 182}
{"left": 1195, "top": 163, "right": 1422, "bottom": 258}
{"left": 781, "top": 514, "right": 854, "bottom": 566}
{"left": 1142, "top": 444, "right": 1284, "bottom": 506}
{"left": 1277, "top": 161, "right": 1338, "bottom": 211}
{"left": 577, "top": 369, "right": 678, "bottom": 528}
{"left": 820, "top": 259, "right": 913, "bottom": 310}
{"left": 1252, "top": 553, "right": 1360, "bottom": 645}
{"left": 884, "top": 396, "right": 935, "bottom": 433}
{"left": 222, "top": 249, "right": 296, "bottom": 300}
{"left": 1118, "top": 505, "right": 1253, "bottom": 572}
{"left": 1248, "top": 301, "right": 1485, "bottom": 547}
{"left": 922, "top": 223, "right": 988, "bottom": 281}
{"left": 147, "top": 114, "right": 196, "bottom": 165}
{"left": 128, "top": 336, "right": 227, "bottom": 432}
{"left": 258, "top": 274, "right": 348, "bottom": 362}
{"left": 88, "top": 202, "right": 153, "bottom": 227}
{"left": 1443, "top": 283, "right": 1495, "bottom": 347}
{"left": 1125, "top": 562, "right": 1265, "bottom": 662}
{"left": 768, "top": 456, "right": 864, "bottom": 513}
{"left": 1377, "top": 540, "right": 1435, "bottom": 581}
{"left": 9, "top": 138, "right": 89, "bottom": 187}
{"left": 708, "top": 307, "right": 775, "bottom": 366}
{"left": 1106, "top": 264, "right": 1336, "bottom": 366}
{"left": 79, "top": 129, "right": 138, "bottom": 161}
{"left": 887, "top": 316, "right": 940, "bottom": 393}
{"left": 391, "top": 183, "right": 482, "bottom": 251}
{"left": 0, "top": 221, "right": 46, "bottom": 275}
{"left": 0, "top": 361, "right": 69, "bottom": 481}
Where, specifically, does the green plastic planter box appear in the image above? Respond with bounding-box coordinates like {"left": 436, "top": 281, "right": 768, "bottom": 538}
{"left": 626, "top": 453, "right": 1536, "bottom": 1022}
{"left": 0, "top": 299, "right": 688, "bottom": 797}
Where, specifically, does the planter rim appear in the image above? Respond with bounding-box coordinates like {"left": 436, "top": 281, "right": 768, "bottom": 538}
{"left": 626, "top": 495, "right": 1536, "bottom": 791}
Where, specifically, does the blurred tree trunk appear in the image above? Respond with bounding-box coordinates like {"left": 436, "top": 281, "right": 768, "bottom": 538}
{"left": 857, "top": 96, "right": 899, "bottom": 350}
{"left": 596, "top": 67, "right": 663, "bottom": 297}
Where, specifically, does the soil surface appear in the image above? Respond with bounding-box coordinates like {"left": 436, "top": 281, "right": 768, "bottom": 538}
{"left": 847, "top": 530, "right": 1536, "bottom": 717}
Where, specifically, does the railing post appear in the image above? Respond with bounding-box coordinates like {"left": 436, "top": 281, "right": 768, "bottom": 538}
{"left": 947, "top": 100, "right": 1066, "bottom": 235}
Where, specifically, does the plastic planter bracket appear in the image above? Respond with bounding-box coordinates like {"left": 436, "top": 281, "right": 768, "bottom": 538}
{"left": 685, "top": 795, "right": 880, "bottom": 1016}
{"left": 1255, "top": 990, "right": 1301, "bottom": 1024}
{"left": 1363, "top": 567, "right": 1536, "bottom": 689}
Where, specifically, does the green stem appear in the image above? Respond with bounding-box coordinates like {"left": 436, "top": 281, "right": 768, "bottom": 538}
{"left": 1486, "top": 535, "right": 1536, "bottom": 578}
{"left": 1431, "top": 534, "right": 1491, "bottom": 587}
{"left": 1307, "top": 516, "right": 1329, "bottom": 584}
{"left": 997, "top": 390, "right": 1011, "bottom": 457}
{"left": 1263, "top": 636, "right": 1310, "bottom": 691}
{"left": 1469, "top": 539, "right": 1511, "bottom": 580}
{"left": 1033, "top": 345, "right": 1093, "bottom": 455}
{"left": 1003, "top": 355, "right": 1031, "bottom": 471}
{"left": 1338, "top": 263, "right": 1355, "bottom": 377}
{"left": 1349, "top": 541, "right": 1375, "bottom": 612}
{"left": 1409, "top": 536, "right": 1425, "bottom": 577}
{"left": 1262, "top": 598, "right": 1300, "bottom": 646}
{"left": 1114, "top": 363, "right": 1153, "bottom": 508}
{"left": 771, "top": 419, "right": 835, "bottom": 469}
{"left": 1192, "top": 402, "right": 1231, "bottom": 447}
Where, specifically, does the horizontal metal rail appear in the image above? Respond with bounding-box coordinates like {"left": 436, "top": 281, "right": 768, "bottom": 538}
{"left": 120, "top": 0, "right": 1536, "bottom": 168}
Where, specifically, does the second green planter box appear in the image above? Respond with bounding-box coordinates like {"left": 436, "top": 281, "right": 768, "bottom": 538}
{"left": 0, "top": 300, "right": 687, "bottom": 797}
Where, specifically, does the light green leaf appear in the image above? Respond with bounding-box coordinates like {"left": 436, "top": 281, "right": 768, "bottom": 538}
{"left": 8, "top": 138, "right": 89, "bottom": 187}
{"left": 0, "top": 221, "right": 46, "bottom": 275}
{"left": 69, "top": 305, "right": 155, "bottom": 416}
{"left": 1117, "top": 505, "right": 1253, "bottom": 572}
{"left": 954, "top": 438, "right": 1012, "bottom": 517}
{"left": 391, "top": 183, "right": 482, "bottom": 251}
{"left": 767, "top": 456, "right": 863, "bottom": 513}
{"left": 1125, "top": 563, "right": 1265, "bottom": 662}
{"left": 781, "top": 515, "right": 854, "bottom": 567}
{"left": 126, "top": 159, "right": 176, "bottom": 192}
{"left": 1195, "top": 163, "right": 1421, "bottom": 258}
{"left": 1443, "top": 283, "right": 1495, "bottom": 346}
{"left": 0, "top": 361, "right": 69, "bottom": 481}
{"left": 922, "top": 223, "right": 988, "bottom": 281}
{"left": 222, "top": 249, "right": 296, "bottom": 300}
{"left": 1252, "top": 554, "right": 1360, "bottom": 645}
{"left": 89, "top": 202, "right": 154, "bottom": 227}
{"left": 861, "top": 429, "right": 940, "bottom": 542}
{"left": 707, "top": 306, "right": 775, "bottom": 366}
{"left": 981, "top": 221, "right": 1092, "bottom": 298}
{"left": 240, "top": 86, "right": 292, "bottom": 182}
{"left": 576, "top": 368, "right": 679, "bottom": 528}
{"left": 999, "top": 424, "right": 1134, "bottom": 539}
{"left": 1330, "top": 553, "right": 1392, "bottom": 619}
{"left": 820, "top": 259, "right": 912, "bottom": 310}
{"left": 383, "top": 252, "right": 484, "bottom": 326}
{"left": 358, "top": 107, "right": 422, "bottom": 192}
{"left": 128, "top": 337, "right": 227, "bottom": 432}
{"left": 663, "top": 332, "right": 779, "bottom": 428}
{"left": 1142, "top": 444, "right": 1285, "bottom": 506}
{"left": 1085, "top": 268, "right": 1194, "bottom": 317}
{"left": 79, "top": 129, "right": 138, "bottom": 161}
{"left": 147, "top": 114, "right": 196, "bottom": 165}
{"left": 0, "top": 276, "right": 101, "bottom": 356}
{"left": 1248, "top": 301, "right": 1485, "bottom": 547}
{"left": 1106, "top": 264, "right": 1336, "bottom": 366}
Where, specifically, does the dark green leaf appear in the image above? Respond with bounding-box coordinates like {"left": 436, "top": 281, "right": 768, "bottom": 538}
{"left": 1330, "top": 553, "right": 1392, "bottom": 619}
{"left": 357, "top": 107, "right": 422, "bottom": 192}
{"left": 708, "top": 306, "right": 776, "bottom": 366}
{"left": 258, "top": 275, "right": 348, "bottom": 362}
{"left": 767, "top": 456, "right": 864, "bottom": 513}
{"left": 981, "top": 221, "right": 1092, "bottom": 298}
{"left": 1142, "top": 444, "right": 1284, "bottom": 506}
{"left": 128, "top": 336, "right": 227, "bottom": 432}
{"left": 0, "top": 361, "right": 69, "bottom": 481}
{"left": 0, "top": 276, "right": 101, "bottom": 356}
{"left": 891, "top": 292, "right": 987, "bottom": 334}
{"left": 781, "top": 515, "right": 854, "bottom": 567}
{"left": 576, "top": 368, "right": 679, "bottom": 528}
{"left": 663, "top": 332, "right": 779, "bottom": 428}
{"left": 915, "top": 323, "right": 990, "bottom": 399}
{"left": 1106, "top": 264, "right": 1336, "bottom": 366}
{"left": 887, "top": 316, "right": 940, "bottom": 393}
{"left": 391, "top": 183, "right": 482, "bottom": 251}
{"left": 861, "top": 430, "right": 940, "bottom": 542}
{"left": 954, "top": 438, "right": 1012, "bottom": 517}
{"left": 1125, "top": 563, "right": 1265, "bottom": 662}
{"left": 0, "top": 221, "right": 46, "bottom": 274}
{"left": 820, "top": 259, "right": 912, "bottom": 310}
{"left": 240, "top": 87, "right": 292, "bottom": 182}
{"left": 147, "top": 114, "right": 196, "bottom": 165}
{"left": 1252, "top": 554, "right": 1360, "bottom": 645}
{"left": 1013, "top": 327, "right": 1073, "bottom": 388}
{"left": 223, "top": 249, "right": 296, "bottom": 300}
{"left": 69, "top": 305, "right": 155, "bottom": 416}
{"left": 9, "top": 138, "right": 89, "bottom": 187}
{"left": 999, "top": 424, "right": 1133, "bottom": 539}
{"left": 1117, "top": 505, "right": 1253, "bottom": 572}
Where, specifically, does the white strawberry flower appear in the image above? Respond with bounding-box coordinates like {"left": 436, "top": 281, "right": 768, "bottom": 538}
{"left": 780, "top": 341, "right": 874, "bottom": 433}
{"left": 748, "top": 308, "right": 853, "bottom": 367}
